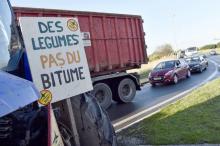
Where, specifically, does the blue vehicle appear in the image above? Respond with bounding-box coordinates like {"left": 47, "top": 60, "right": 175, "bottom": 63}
{"left": 0, "top": 0, "right": 48, "bottom": 145}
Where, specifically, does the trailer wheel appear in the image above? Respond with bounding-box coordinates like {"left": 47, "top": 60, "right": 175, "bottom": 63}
{"left": 92, "top": 83, "right": 112, "bottom": 109}
{"left": 117, "top": 78, "right": 136, "bottom": 103}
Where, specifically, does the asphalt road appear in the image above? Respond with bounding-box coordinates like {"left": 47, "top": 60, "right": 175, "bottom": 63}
{"left": 211, "top": 55, "right": 220, "bottom": 65}
{"left": 108, "top": 55, "right": 220, "bottom": 130}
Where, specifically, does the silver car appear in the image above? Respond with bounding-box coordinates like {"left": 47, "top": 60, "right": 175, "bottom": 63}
{"left": 210, "top": 49, "right": 217, "bottom": 55}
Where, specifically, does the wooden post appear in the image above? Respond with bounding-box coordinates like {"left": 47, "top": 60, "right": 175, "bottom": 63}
{"left": 66, "top": 98, "right": 80, "bottom": 146}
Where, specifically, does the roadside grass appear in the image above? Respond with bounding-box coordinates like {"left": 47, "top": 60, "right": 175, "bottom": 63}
{"left": 139, "top": 69, "right": 152, "bottom": 84}
{"left": 139, "top": 69, "right": 151, "bottom": 79}
{"left": 127, "top": 55, "right": 176, "bottom": 84}
{"left": 118, "top": 78, "right": 220, "bottom": 145}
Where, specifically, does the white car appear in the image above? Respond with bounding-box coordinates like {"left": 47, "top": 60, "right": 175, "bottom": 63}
{"left": 210, "top": 49, "right": 217, "bottom": 55}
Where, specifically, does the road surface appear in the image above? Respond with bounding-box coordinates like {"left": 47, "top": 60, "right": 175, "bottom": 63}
{"left": 107, "top": 55, "right": 220, "bottom": 132}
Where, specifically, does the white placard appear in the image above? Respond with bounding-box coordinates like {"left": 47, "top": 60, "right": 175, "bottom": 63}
{"left": 19, "top": 17, "right": 93, "bottom": 104}
{"left": 81, "top": 32, "right": 91, "bottom": 47}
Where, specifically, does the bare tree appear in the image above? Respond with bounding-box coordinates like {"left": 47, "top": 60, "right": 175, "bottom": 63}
{"left": 154, "top": 44, "right": 174, "bottom": 56}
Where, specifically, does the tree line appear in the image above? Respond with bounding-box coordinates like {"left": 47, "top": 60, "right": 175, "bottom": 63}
{"left": 149, "top": 44, "right": 174, "bottom": 61}
{"left": 148, "top": 41, "right": 220, "bottom": 62}
{"left": 199, "top": 42, "right": 220, "bottom": 50}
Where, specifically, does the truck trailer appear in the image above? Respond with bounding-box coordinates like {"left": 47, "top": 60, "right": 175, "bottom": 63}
{"left": 13, "top": 7, "right": 148, "bottom": 109}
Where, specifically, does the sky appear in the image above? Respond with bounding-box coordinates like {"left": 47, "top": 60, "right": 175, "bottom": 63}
{"left": 12, "top": 0, "right": 220, "bottom": 54}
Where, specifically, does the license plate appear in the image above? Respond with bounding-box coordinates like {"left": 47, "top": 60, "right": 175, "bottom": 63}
{"left": 154, "top": 77, "right": 162, "bottom": 80}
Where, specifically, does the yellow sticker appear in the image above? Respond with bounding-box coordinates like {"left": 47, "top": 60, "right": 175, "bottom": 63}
{"left": 38, "top": 90, "right": 52, "bottom": 106}
{"left": 67, "top": 19, "right": 78, "bottom": 31}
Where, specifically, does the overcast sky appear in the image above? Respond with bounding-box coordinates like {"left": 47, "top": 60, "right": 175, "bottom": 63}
{"left": 12, "top": 0, "right": 220, "bottom": 54}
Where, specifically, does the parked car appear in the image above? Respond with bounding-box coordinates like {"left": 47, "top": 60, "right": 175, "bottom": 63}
{"left": 210, "top": 49, "right": 217, "bottom": 55}
{"left": 185, "top": 56, "right": 208, "bottom": 73}
{"left": 148, "top": 60, "right": 191, "bottom": 86}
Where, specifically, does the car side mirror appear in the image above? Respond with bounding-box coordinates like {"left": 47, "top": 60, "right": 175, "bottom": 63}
{"left": 176, "top": 65, "right": 181, "bottom": 68}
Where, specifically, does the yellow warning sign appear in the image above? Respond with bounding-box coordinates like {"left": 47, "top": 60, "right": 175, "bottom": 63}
{"left": 67, "top": 19, "right": 78, "bottom": 31}
{"left": 38, "top": 90, "right": 52, "bottom": 106}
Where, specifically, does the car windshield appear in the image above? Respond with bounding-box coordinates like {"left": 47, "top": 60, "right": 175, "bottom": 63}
{"left": 187, "top": 47, "right": 197, "bottom": 52}
{"left": 186, "top": 57, "right": 200, "bottom": 63}
{"left": 0, "top": 0, "right": 21, "bottom": 71}
{"left": 154, "top": 61, "right": 175, "bottom": 70}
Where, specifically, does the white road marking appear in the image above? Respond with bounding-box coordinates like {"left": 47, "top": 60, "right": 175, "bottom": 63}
{"left": 113, "top": 59, "right": 219, "bottom": 133}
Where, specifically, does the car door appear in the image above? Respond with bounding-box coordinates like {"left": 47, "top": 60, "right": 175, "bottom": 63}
{"left": 175, "top": 60, "right": 184, "bottom": 78}
{"left": 200, "top": 57, "right": 205, "bottom": 70}
{"left": 181, "top": 59, "right": 189, "bottom": 75}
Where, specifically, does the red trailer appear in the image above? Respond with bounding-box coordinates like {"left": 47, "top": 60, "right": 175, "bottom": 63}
{"left": 14, "top": 7, "right": 148, "bottom": 109}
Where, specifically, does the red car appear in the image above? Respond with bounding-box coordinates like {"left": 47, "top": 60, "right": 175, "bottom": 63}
{"left": 148, "top": 60, "right": 191, "bottom": 86}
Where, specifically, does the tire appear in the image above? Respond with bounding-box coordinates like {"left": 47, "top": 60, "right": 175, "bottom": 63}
{"left": 173, "top": 74, "right": 178, "bottom": 84}
{"left": 151, "top": 83, "right": 156, "bottom": 87}
{"left": 205, "top": 64, "right": 208, "bottom": 70}
{"left": 199, "top": 67, "right": 203, "bottom": 73}
{"left": 70, "top": 94, "right": 117, "bottom": 146}
{"left": 57, "top": 121, "right": 75, "bottom": 146}
{"left": 116, "top": 78, "right": 136, "bottom": 103}
{"left": 92, "top": 83, "right": 112, "bottom": 109}
{"left": 186, "top": 70, "right": 191, "bottom": 78}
